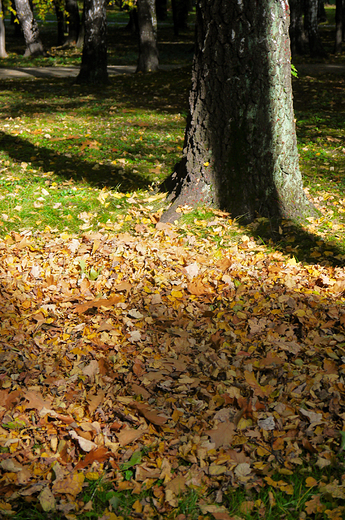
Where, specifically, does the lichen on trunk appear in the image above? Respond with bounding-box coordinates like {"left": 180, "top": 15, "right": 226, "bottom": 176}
{"left": 161, "top": 0, "right": 317, "bottom": 225}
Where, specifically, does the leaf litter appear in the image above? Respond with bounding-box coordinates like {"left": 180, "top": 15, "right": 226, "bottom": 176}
{"left": 0, "top": 212, "right": 345, "bottom": 519}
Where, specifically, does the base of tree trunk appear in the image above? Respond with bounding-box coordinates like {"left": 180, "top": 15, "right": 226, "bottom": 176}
{"left": 76, "top": 67, "right": 108, "bottom": 84}
{"left": 23, "top": 42, "right": 46, "bottom": 57}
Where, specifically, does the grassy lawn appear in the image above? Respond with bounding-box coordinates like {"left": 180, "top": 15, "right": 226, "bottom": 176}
{"left": 0, "top": 8, "right": 345, "bottom": 520}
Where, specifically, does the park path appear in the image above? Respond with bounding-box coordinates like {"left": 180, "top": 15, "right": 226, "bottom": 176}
{"left": 0, "top": 63, "right": 181, "bottom": 80}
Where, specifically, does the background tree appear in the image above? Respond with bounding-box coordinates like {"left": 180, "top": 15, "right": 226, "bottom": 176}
{"left": 136, "top": 0, "right": 159, "bottom": 72}
{"left": 0, "top": 0, "right": 8, "bottom": 57}
{"left": 53, "top": 0, "right": 65, "bottom": 46}
{"left": 335, "top": 0, "right": 343, "bottom": 53}
{"left": 65, "top": 0, "right": 80, "bottom": 45}
{"left": 290, "top": 0, "right": 307, "bottom": 56}
{"left": 171, "top": 0, "right": 191, "bottom": 36}
{"left": 155, "top": 0, "right": 166, "bottom": 21}
{"left": 304, "top": 0, "right": 326, "bottom": 56}
{"left": 77, "top": 0, "right": 108, "bottom": 83}
{"left": 13, "top": 0, "right": 46, "bottom": 56}
{"left": 161, "top": 0, "right": 316, "bottom": 225}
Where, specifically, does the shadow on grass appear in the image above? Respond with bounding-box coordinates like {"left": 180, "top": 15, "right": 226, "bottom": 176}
{"left": 247, "top": 217, "right": 345, "bottom": 268}
{"left": 0, "top": 67, "right": 191, "bottom": 118}
{"left": 0, "top": 131, "right": 153, "bottom": 192}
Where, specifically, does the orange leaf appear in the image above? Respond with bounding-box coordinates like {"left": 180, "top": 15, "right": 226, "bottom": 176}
{"left": 74, "top": 295, "right": 120, "bottom": 313}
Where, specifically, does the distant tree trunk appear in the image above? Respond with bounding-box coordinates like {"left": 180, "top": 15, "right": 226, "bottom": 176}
{"left": 136, "top": 0, "right": 159, "bottom": 73}
{"left": 13, "top": 0, "right": 46, "bottom": 56}
{"left": 318, "top": 0, "right": 327, "bottom": 22}
{"left": 156, "top": 0, "right": 167, "bottom": 21}
{"left": 65, "top": 0, "right": 80, "bottom": 45}
{"left": 171, "top": 0, "right": 191, "bottom": 36}
{"left": 54, "top": 0, "right": 65, "bottom": 46}
{"left": 75, "top": 3, "right": 84, "bottom": 48}
{"left": 0, "top": 0, "right": 8, "bottom": 57}
{"left": 125, "top": 8, "right": 138, "bottom": 33}
{"left": 290, "top": 0, "right": 307, "bottom": 56}
{"left": 77, "top": 0, "right": 108, "bottom": 83}
{"left": 304, "top": 0, "right": 326, "bottom": 57}
{"left": 343, "top": 0, "right": 345, "bottom": 41}
{"left": 160, "top": 0, "right": 316, "bottom": 225}
{"left": 335, "top": 0, "right": 342, "bottom": 53}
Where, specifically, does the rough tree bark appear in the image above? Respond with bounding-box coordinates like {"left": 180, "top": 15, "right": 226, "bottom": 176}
{"left": 290, "top": 0, "right": 307, "bottom": 56}
{"left": 13, "top": 0, "right": 45, "bottom": 56}
{"left": 160, "top": 0, "right": 316, "bottom": 225}
{"left": 136, "top": 0, "right": 159, "bottom": 73}
{"left": 0, "top": 0, "right": 8, "bottom": 58}
{"left": 304, "top": 0, "right": 326, "bottom": 57}
{"left": 76, "top": 0, "right": 108, "bottom": 83}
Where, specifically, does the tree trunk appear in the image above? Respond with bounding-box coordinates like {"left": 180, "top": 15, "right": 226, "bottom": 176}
{"left": 76, "top": 0, "right": 108, "bottom": 84}
{"left": 125, "top": 8, "right": 139, "bottom": 33}
{"left": 304, "top": 0, "right": 326, "bottom": 57}
{"left": 0, "top": 0, "right": 8, "bottom": 58}
{"left": 13, "top": 0, "right": 45, "bottom": 56}
{"left": 160, "top": 0, "right": 316, "bottom": 225}
{"left": 335, "top": 0, "right": 342, "bottom": 53}
{"left": 54, "top": 0, "right": 65, "bottom": 46}
{"left": 65, "top": 0, "right": 80, "bottom": 45}
{"left": 136, "top": 0, "right": 159, "bottom": 73}
{"left": 290, "top": 0, "right": 308, "bottom": 56}
{"left": 171, "top": 0, "right": 191, "bottom": 36}
{"left": 318, "top": 0, "right": 327, "bottom": 22}
{"left": 156, "top": 0, "right": 167, "bottom": 21}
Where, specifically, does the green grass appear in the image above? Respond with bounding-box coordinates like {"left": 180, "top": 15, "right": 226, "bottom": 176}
{"left": 10, "top": 456, "right": 345, "bottom": 519}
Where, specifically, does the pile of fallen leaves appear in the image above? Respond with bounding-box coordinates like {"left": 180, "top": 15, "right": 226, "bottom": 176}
{"left": 1, "top": 217, "right": 345, "bottom": 519}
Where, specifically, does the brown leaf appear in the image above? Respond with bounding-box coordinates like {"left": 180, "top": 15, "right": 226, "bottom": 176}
{"left": 129, "top": 402, "right": 170, "bottom": 425}
{"left": 204, "top": 421, "right": 235, "bottom": 449}
{"left": 116, "top": 428, "right": 145, "bottom": 446}
{"left": 75, "top": 447, "right": 110, "bottom": 470}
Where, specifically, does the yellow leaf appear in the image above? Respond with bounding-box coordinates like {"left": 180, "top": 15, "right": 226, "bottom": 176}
{"left": 171, "top": 289, "right": 183, "bottom": 298}
{"left": 306, "top": 477, "right": 318, "bottom": 488}
{"left": 209, "top": 464, "right": 227, "bottom": 475}
{"left": 85, "top": 472, "right": 100, "bottom": 481}
{"left": 132, "top": 500, "right": 142, "bottom": 513}
{"left": 287, "top": 257, "right": 297, "bottom": 266}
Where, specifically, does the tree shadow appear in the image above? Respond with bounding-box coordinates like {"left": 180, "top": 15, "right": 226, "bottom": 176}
{"left": 245, "top": 217, "right": 345, "bottom": 268}
{"left": 0, "top": 131, "right": 153, "bottom": 192}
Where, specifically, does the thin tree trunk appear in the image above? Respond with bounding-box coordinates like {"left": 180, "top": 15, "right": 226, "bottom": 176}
{"left": 160, "top": 0, "right": 316, "bottom": 225}
{"left": 54, "top": 0, "right": 65, "bottom": 46}
{"left": 0, "top": 0, "right": 8, "bottom": 58}
{"left": 77, "top": 0, "right": 108, "bottom": 83}
{"left": 65, "top": 0, "right": 80, "bottom": 45}
{"left": 136, "top": 0, "right": 159, "bottom": 73}
{"left": 304, "top": 0, "right": 326, "bottom": 57}
{"left": 335, "top": 0, "right": 342, "bottom": 53}
{"left": 171, "top": 0, "right": 191, "bottom": 36}
{"left": 318, "top": 0, "right": 327, "bottom": 22}
{"left": 13, "top": 0, "right": 45, "bottom": 56}
{"left": 125, "top": 8, "right": 138, "bottom": 33}
{"left": 156, "top": 0, "right": 167, "bottom": 21}
{"left": 290, "top": 0, "right": 308, "bottom": 56}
